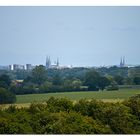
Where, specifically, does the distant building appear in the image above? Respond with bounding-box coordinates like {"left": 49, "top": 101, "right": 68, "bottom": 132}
{"left": 120, "top": 57, "right": 125, "bottom": 67}
{"left": 13, "top": 64, "right": 25, "bottom": 70}
{"left": 0, "top": 65, "right": 11, "bottom": 70}
{"left": 45, "top": 56, "right": 59, "bottom": 69}
{"left": 12, "top": 79, "right": 23, "bottom": 86}
{"left": 9, "top": 65, "right": 12, "bottom": 70}
{"left": 26, "top": 64, "right": 33, "bottom": 70}
{"left": 46, "top": 56, "right": 51, "bottom": 69}
{"left": 56, "top": 58, "right": 59, "bottom": 67}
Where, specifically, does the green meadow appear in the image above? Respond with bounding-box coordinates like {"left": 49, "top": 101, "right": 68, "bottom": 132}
{"left": 0, "top": 88, "right": 140, "bottom": 109}
{"left": 16, "top": 89, "right": 140, "bottom": 103}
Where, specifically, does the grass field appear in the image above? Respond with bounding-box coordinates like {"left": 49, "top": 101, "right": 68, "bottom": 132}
{"left": 16, "top": 89, "right": 140, "bottom": 103}
{"left": 1, "top": 89, "right": 139, "bottom": 108}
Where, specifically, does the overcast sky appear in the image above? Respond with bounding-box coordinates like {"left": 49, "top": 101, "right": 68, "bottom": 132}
{"left": 0, "top": 6, "right": 140, "bottom": 66}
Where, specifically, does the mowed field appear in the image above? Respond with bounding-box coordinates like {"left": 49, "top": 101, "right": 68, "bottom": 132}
{"left": 1, "top": 89, "right": 140, "bottom": 108}
{"left": 16, "top": 89, "right": 140, "bottom": 103}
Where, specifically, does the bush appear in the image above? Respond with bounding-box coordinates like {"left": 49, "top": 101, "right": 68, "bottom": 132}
{"left": 102, "top": 103, "right": 140, "bottom": 134}
{"left": 28, "top": 103, "right": 47, "bottom": 114}
{"left": 36, "top": 111, "right": 112, "bottom": 134}
{"left": 46, "top": 97, "right": 73, "bottom": 113}
{"left": 0, "top": 88, "right": 16, "bottom": 104}
{"left": 106, "top": 81, "right": 119, "bottom": 91}
{"left": 0, "top": 97, "right": 140, "bottom": 134}
{"left": 74, "top": 99, "right": 105, "bottom": 120}
{"left": 0, "top": 74, "right": 11, "bottom": 89}
{"left": 74, "top": 99, "right": 140, "bottom": 134}
{"left": 0, "top": 110, "right": 33, "bottom": 134}
{"left": 123, "top": 94, "right": 140, "bottom": 120}
{"left": 133, "top": 77, "right": 140, "bottom": 85}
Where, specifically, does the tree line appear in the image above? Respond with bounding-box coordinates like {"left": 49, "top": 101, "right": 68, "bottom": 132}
{"left": 0, "top": 65, "right": 140, "bottom": 104}
{"left": 10, "top": 65, "right": 140, "bottom": 94}
{"left": 1, "top": 65, "right": 116, "bottom": 96}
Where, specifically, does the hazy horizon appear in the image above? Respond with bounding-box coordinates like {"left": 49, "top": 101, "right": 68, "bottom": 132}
{"left": 0, "top": 7, "right": 140, "bottom": 67}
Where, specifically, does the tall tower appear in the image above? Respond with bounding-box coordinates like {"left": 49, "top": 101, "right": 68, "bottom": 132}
{"left": 46, "top": 56, "right": 51, "bottom": 69}
{"left": 56, "top": 58, "right": 59, "bottom": 67}
{"left": 120, "top": 57, "right": 123, "bottom": 67}
{"left": 120, "top": 56, "right": 125, "bottom": 67}
{"left": 122, "top": 56, "right": 125, "bottom": 67}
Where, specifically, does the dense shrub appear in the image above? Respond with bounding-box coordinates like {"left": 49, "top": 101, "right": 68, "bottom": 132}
{"left": 0, "top": 87, "right": 16, "bottom": 104}
{"left": 73, "top": 98, "right": 140, "bottom": 134}
{"left": 0, "top": 110, "right": 33, "bottom": 134}
{"left": 46, "top": 97, "right": 73, "bottom": 113}
{"left": 74, "top": 99, "right": 106, "bottom": 120}
{"left": 106, "top": 81, "right": 119, "bottom": 91}
{"left": 33, "top": 111, "right": 112, "bottom": 134}
{"left": 0, "top": 74, "right": 11, "bottom": 89}
{"left": 28, "top": 103, "right": 48, "bottom": 114}
{"left": 123, "top": 94, "right": 140, "bottom": 120}
{"left": 133, "top": 77, "right": 140, "bottom": 85}
{"left": 101, "top": 103, "right": 140, "bottom": 134}
{"left": 0, "top": 97, "right": 140, "bottom": 134}
{"left": 10, "top": 84, "right": 38, "bottom": 95}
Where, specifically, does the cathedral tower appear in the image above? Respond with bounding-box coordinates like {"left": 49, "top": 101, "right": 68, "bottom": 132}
{"left": 46, "top": 56, "right": 51, "bottom": 69}
{"left": 56, "top": 58, "right": 59, "bottom": 67}
{"left": 120, "top": 56, "right": 125, "bottom": 67}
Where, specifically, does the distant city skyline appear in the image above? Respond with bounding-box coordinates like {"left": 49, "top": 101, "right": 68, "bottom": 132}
{"left": 0, "top": 7, "right": 140, "bottom": 66}
{"left": 0, "top": 56, "right": 139, "bottom": 69}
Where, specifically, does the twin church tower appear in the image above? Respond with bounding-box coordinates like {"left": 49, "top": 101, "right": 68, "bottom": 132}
{"left": 120, "top": 56, "right": 125, "bottom": 67}
{"left": 46, "top": 55, "right": 126, "bottom": 68}
{"left": 46, "top": 56, "right": 59, "bottom": 69}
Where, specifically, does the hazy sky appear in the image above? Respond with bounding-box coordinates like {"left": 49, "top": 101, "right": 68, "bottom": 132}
{"left": 0, "top": 6, "right": 140, "bottom": 66}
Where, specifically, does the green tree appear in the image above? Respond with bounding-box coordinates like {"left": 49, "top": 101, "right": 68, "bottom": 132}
{"left": 114, "top": 75, "right": 124, "bottom": 85}
{"left": 123, "top": 94, "right": 140, "bottom": 120}
{"left": 123, "top": 77, "right": 133, "bottom": 85}
{"left": 32, "top": 65, "right": 47, "bottom": 85}
{"left": 0, "top": 74, "right": 11, "bottom": 89}
{"left": 0, "top": 110, "right": 33, "bottom": 134}
{"left": 62, "top": 79, "right": 74, "bottom": 91}
{"left": 128, "top": 67, "right": 140, "bottom": 78}
{"left": 52, "top": 73, "right": 62, "bottom": 85}
{"left": 37, "top": 111, "right": 112, "bottom": 134}
{"left": 0, "top": 88, "right": 16, "bottom": 104}
{"left": 72, "top": 79, "right": 82, "bottom": 90}
{"left": 133, "top": 77, "right": 140, "bottom": 85}
{"left": 46, "top": 97, "right": 73, "bottom": 113}
{"left": 106, "top": 75, "right": 114, "bottom": 83}
{"left": 40, "top": 81, "right": 53, "bottom": 93}
{"left": 102, "top": 103, "right": 140, "bottom": 134}
{"left": 99, "top": 76, "right": 110, "bottom": 90}
{"left": 84, "top": 70, "right": 100, "bottom": 91}
{"left": 106, "top": 81, "right": 119, "bottom": 91}
{"left": 74, "top": 99, "right": 106, "bottom": 121}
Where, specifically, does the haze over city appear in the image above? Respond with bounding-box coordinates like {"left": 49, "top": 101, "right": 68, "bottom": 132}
{"left": 0, "top": 6, "right": 140, "bottom": 66}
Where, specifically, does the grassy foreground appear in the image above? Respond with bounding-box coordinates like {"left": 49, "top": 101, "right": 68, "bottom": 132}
{"left": 16, "top": 89, "right": 140, "bottom": 103}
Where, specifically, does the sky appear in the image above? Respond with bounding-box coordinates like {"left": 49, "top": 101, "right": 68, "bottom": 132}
{"left": 0, "top": 6, "right": 140, "bottom": 67}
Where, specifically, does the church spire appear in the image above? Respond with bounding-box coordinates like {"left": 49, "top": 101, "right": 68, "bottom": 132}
{"left": 120, "top": 56, "right": 125, "bottom": 67}
{"left": 123, "top": 56, "right": 125, "bottom": 66}
{"left": 46, "top": 55, "right": 51, "bottom": 69}
{"left": 120, "top": 57, "right": 122, "bottom": 67}
{"left": 56, "top": 58, "right": 59, "bottom": 67}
